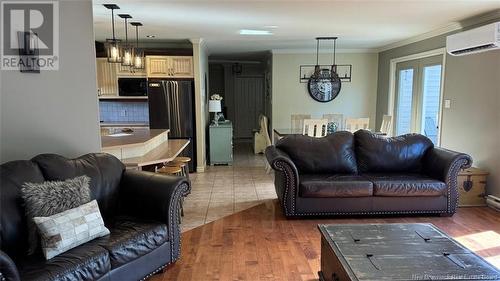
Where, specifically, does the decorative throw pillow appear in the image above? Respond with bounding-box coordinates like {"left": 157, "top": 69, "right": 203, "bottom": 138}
{"left": 33, "top": 200, "right": 110, "bottom": 259}
{"left": 21, "top": 175, "right": 91, "bottom": 255}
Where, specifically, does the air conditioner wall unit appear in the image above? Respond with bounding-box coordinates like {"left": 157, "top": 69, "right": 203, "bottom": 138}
{"left": 446, "top": 21, "right": 500, "bottom": 56}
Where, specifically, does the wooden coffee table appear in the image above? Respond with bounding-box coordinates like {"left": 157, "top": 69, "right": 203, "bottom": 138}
{"left": 318, "top": 223, "right": 500, "bottom": 281}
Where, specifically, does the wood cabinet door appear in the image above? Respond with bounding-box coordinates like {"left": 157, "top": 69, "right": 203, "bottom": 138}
{"left": 146, "top": 56, "right": 170, "bottom": 77}
{"left": 116, "top": 63, "right": 147, "bottom": 77}
{"left": 170, "top": 56, "right": 194, "bottom": 78}
{"left": 96, "top": 58, "right": 118, "bottom": 96}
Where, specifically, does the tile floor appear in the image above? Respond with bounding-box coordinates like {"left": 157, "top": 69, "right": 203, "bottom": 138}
{"left": 181, "top": 141, "right": 277, "bottom": 232}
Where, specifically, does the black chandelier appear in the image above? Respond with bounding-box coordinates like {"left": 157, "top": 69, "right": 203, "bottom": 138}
{"left": 299, "top": 37, "right": 352, "bottom": 83}
{"left": 103, "top": 4, "right": 145, "bottom": 72}
{"left": 104, "top": 4, "right": 122, "bottom": 63}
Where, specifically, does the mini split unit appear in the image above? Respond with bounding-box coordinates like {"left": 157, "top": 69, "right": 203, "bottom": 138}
{"left": 447, "top": 21, "right": 500, "bottom": 56}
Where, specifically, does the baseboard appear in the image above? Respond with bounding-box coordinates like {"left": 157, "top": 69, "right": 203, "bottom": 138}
{"left": 196, "top": 166, "right": 205, "bottom": 173}
{"left": 486, "top": 195, "right": 500, "bottom": 212}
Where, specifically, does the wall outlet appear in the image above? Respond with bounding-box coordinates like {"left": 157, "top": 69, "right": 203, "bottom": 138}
{"left": 444, "top": 99, "right": 451, "bottom": 109}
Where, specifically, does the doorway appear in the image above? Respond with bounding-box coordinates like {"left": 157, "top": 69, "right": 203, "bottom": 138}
{"left": 392, "top": 52, "right": 444, "bottom": 144}
{"left": 234, "top": 76, "right": 265, "bottom": 139}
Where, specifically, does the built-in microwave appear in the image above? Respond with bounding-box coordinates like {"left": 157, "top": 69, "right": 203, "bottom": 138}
{"left": 118, "top": 78, "right": 147, "bottom": 96}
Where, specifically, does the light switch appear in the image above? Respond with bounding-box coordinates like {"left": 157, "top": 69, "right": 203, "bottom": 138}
{"left": 444, "top": 99, "right": 451, "bottom": 109}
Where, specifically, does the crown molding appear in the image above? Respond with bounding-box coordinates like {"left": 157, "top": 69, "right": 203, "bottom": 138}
{"left": 271, "top": 48, "right": 377, "bottom": 54}
{"left": 377, "top": 9, "right": 500, "bottom": 53}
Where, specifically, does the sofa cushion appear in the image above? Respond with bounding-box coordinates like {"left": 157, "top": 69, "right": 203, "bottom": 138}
{"left": 276, "top": 132, "right": 358, "bottom": 174}
{"left": 299, "top": 174, "right": 373, "bottom": 198}
{"left": 364, "top": 173, "right": 446, "bottom": 197}
{"left": 32, "top": 153, "right": 125, "bottom": 221}
{"left": 18, "top": 239, "right": 111, "bottom": 281}
{"left": 96, "top": 217, "right": 169, "bottom": 269}
{"left": 354, "top": 130, "right": 433, "bottom": 173}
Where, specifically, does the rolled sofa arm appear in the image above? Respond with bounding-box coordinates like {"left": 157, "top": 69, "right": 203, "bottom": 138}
{"left": 119, "top": 170, "right": 190, "bottom": 261}
{"left": 424, "top": 147, "right": 472, "bottom": 214}
{"left": 0, "top": 250, "right": 20, "bottom": 281}
{"left": 265, "top": 146, "right": 300, "bottom": 216}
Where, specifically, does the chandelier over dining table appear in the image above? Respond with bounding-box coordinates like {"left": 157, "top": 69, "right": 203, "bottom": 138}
{"left": 103, "top": 4, "right": 145, "bottom": 72}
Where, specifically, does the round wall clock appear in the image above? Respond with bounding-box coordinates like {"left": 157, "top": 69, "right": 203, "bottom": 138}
{"left": 307, "top": 69, "right": 342, "bottom": 102}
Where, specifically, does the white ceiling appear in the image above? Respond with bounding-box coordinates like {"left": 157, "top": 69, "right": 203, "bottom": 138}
{"left": 92, "top": 1, "right": 500, "bottom": 54}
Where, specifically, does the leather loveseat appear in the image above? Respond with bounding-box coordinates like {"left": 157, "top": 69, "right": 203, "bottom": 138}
{"left": 0, "top": 153, "right": 190, "bottom": 281}
{"left": 266, "top": 130, "right": 472, "bottom": 217}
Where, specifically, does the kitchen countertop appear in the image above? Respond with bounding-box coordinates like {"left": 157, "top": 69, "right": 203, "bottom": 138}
{"left": 121, "top": 139, "right": 190, "bottom": 167}
{"left": 101, "top": 128, "right": 169, "bottom": 149}
{"left": 100, "top": 121, "right": 150, "bottom": 127}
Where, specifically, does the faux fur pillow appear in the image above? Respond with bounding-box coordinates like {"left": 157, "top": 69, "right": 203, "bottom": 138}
{"left": 21, "top": 175, "right": 91, "bottom": 255}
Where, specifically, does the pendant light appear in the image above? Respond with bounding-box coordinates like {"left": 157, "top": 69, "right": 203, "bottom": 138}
{"left": 130, "top": 22, "right": 145, "bottom": 70}
{"left": 119, "top": 14, "right": 134, "bottom": 67}
{"left": 103, "top": 4, "right": 122, "bottom": 63}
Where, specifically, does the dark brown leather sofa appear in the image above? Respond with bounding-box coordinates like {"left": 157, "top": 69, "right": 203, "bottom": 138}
{"left": 0, "top": 153, "right": 190, "bottom": 281}
{"left": 265, "top": 130, "right": 472, "bottom": 217}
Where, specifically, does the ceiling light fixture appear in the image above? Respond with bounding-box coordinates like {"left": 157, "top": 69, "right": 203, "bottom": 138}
{"left": 130, "top": 22, "right": 144, "bottom": 70}
{"left": 146, "top": 35, "right": 156, "bottom": 38}
{"left": 118, "top": 14, "right": 134, "bottom": 67}
{"left": 103, "top": 4, "right": 122, "bottom": 63}
{"left": 239, "top": 29, "right": 272, "bottom": 35}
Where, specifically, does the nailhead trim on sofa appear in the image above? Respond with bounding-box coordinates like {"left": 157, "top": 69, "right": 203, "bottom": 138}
{"left": 272, "top": 156, "right": 472, "bottom": 217}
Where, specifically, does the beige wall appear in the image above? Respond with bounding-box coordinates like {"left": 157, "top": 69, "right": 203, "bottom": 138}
{"left": 0, "top": 0, "right": 101, "bottom": 163}
{"left": 441, "top": 50, "right": 500, "bottom": 197}
{"left": 375, "top": 15, "right": 500, "bottom": 197}
{"left": 192, "top": 40, "right": 209, "bottom": 172}
{"left": 271, "top": 52, "right": 379, "bottom": 130}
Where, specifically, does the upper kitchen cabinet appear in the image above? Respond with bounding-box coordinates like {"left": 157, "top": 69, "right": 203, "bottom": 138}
{"left": 170, "top": 56, "right": 194, "bottom": 77}
{"left": 116, "top": 63, "right": 146, "bottom": 77}
{"left": 96, "top": 58, "right": 118, "bottom": 96}
{"left": 146, "top": 56, "right": 194, "bottom": 78}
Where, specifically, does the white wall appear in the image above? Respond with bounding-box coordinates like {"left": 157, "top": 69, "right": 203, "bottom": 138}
{"left": 192, "top": 39, "right": 209, "bottom": 172}
{"left": 441, "top": 50, "right": 500, "bottom": 197}
{"left": 271, "top": 52, "right": 379, "bottom": 130}
{"left": 0, "top": 0, "right": 100, "bottom": 163}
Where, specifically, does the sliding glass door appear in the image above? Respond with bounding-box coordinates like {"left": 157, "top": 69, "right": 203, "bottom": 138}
{"left": 394, "top": 55, "right": 443, "bottom": 144}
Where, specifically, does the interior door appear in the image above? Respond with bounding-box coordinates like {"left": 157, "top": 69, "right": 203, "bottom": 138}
{"left": 393, "top": 55, "right": 443, "bottom": 144}
{"left": 234, "top": 77, "right": 264, "bottom": 139}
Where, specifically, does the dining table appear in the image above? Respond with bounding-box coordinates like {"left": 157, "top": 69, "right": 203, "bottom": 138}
{"left": 273, "top": 128, "right": 385, "bottom": 143}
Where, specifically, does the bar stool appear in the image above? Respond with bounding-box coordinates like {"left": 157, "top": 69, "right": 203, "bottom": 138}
{"left": 172, "top": 156, "right": 191, "bottom": 179}
{"left": 165, "top": 161, "right": 187, "bottom": 177}
{"left": 156, "top": 166, "right": 182, "bottom": 176}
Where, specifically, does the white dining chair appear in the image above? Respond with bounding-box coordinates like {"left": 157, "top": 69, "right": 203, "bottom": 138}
{"left": 345, "top": 118, "right": 370, "bottom": 133}
{"left": 291, "top": 114, "right": 311, "bottom": 133}
{"left": 379, "top": 115, "right": 393, "bottom": 136}
{"left": 303, "top": 119, "right": 328, "bottom": 137}
{"left": 322, "top": 114, "right": 344, "bottom": 131}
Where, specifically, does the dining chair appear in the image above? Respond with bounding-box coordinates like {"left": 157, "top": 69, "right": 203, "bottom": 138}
{"left": 303, "top": 119, "right": 329, "bottom": 137}
{"left": 345, "top": 117, "right": 370, "bottom": 133}
{"left": 322, "top": 113, "right": 344, "bottom": 131}
{"left": 379, "top": 115, "right": 393, "bottom": 136}
{"left": 291, "top": 114, "right": 311, "bottom": 133}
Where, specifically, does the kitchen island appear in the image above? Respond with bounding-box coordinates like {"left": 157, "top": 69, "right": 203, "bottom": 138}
{"left": 101, "top": 128, "right": 190, "bottom": 169}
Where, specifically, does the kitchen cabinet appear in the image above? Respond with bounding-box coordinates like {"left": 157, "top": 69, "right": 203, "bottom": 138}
{"left": 209, "top": 121, "right": 233, "bottom": 165}
{"left": 116, "top": 63, "right": 146, "bottom": 77}
{"left": 146, "top": 56, "right": 194, "bottom": 78}
{"left": 96, "top": 58, "right": 118, "bottom": 96}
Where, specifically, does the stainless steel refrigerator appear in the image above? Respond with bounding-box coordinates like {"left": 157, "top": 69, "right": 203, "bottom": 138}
{"left": 147, "top": 79, "right": 196, "bottom": 172}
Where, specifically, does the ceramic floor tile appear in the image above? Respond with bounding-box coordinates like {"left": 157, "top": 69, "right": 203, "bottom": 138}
{"left": 180, "top": 141, "right": 276, "bottom": 232}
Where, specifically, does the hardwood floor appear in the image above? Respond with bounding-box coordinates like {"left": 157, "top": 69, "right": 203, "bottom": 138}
{"left": 151, "top": 200, "right": 500, "bottom": 281}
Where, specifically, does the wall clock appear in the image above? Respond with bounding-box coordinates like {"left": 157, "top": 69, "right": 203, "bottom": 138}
{"left": 307, "top": 68, "right": 342, "bottom": 102}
